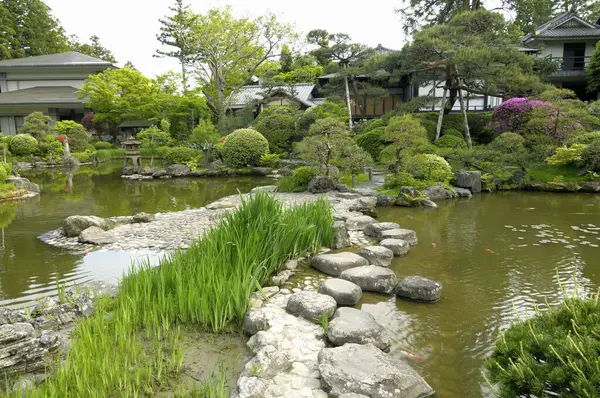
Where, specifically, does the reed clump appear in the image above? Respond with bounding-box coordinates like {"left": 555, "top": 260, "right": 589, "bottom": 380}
{"left": 19, "top": 192, "right": 333, "bottom": 397}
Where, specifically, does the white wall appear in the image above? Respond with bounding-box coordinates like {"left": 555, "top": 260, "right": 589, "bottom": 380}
{"left": 1, "top": 67, "right": 103, "bottom": 93}
{"left": 0, "top": 117, "right": 16, "bottom": 135}
{"left": 417, "top": 83, "right": 501, "bottom": 112}
{"left": 538, "top": 39, "right": 599, "bottom": 59}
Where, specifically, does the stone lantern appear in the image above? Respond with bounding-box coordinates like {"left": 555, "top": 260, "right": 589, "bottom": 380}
{"left": 123, "top": 135, "right": 142, "bottom": 168}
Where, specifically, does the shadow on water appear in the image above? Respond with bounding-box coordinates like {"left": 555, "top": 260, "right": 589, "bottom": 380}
{"left": 0, "top": 162, "right": 272, "bottom": 308}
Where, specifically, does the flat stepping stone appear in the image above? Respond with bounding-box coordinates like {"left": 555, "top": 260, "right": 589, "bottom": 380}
{"left": 380, "top": 239, "right": 411, "bottom": 256}
{"left": 395, "top": 276, "right": 443, "bottom": 302}
{"left": 318, "top": 278, "right": 362, "bottom": 306}
{"left": 340, "top": 265, "right": 397, "bottom": 295}
{"left": 357, "top": 246, "right": 394, "bottom": 267}
{"left": 345, "top": 215, "right": 377, "bottom": 231}
{"left": 379, "top": 229, "right": 418, "bottom": 246}
{"left": 363, "top": 222, "right": 400, "bottom": 239}
{"left": 318, "top": 343, "right": 435, "bottom": 398}
{"left": 328, "top": 307, "right": 390, "bottom": 351}
{"left": 312, "top": 252, "right": 369, "bottom": 276}
{"left": 286, "top": 291, "right": 337, "bottom": 322}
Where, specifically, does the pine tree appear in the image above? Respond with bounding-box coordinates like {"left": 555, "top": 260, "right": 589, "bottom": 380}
{"left": 70, "top": 34, "right": 117, "bottom": 63}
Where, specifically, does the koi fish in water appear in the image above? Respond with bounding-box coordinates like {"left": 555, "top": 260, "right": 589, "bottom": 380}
{"left": 485, "top": 248, "right": 496, "bottom": 254}
{"left": 431, "top": 243, "right": 437, "bottom": 248}
{"left": 399, "top": 350, "right": 424, "bottom": 360}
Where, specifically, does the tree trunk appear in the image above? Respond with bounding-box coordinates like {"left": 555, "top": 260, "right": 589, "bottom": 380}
{"left": 351, "top": 79, "right": 366, "bottom": 118}
{"left": 445, "top": 89, "right": 457, "bottom": 114}
{"left": 180, "top": 56, "right": 188, "bottom": 93}
{"left": 343, "top": 67, "right": 353, "bottom": 131}
{"left": 395, "top": 146, "right": 402, "bottom": 174}
{"left": 455, "top": 66, "right": 472, "bottom": 149}
{"left": 436, "top": 88, "right": 448, "bottom": 140}
{"left": 444, "top": 63, "right": 456, "bottom": 115}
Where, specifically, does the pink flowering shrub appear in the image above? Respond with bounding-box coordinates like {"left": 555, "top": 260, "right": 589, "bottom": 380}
{"left": 491, "top": 97, "right": 556, "bottom": 134}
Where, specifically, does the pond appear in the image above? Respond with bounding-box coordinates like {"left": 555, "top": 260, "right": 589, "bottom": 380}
{"left": 371, "top": 192, "right": 600, "bottom": 397}
{"left": 0, "top": 162, "right": 272, "bottom": 308}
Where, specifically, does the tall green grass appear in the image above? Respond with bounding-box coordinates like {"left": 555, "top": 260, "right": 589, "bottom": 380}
{"left": 17, "top": 192, "right": 333, "bottom": 397}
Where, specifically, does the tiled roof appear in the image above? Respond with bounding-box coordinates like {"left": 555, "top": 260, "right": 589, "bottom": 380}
{"left": 522, "top": 13, "right": 600, "bottom": 42}
{"left": 0, "top": 52, "right": 113, "bottom": 69}
{"left": 0, "top": 86, "right": 82, "bottom": 105}
{"left": 228, "top": 84, "right": 316, "bottom": 108}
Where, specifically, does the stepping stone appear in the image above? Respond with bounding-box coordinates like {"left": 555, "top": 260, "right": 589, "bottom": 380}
{"left": 286, "top": 291, "right": 337, "bottom": 322}
{"left": 318, "top": 344, "right": 435, "bottom": 398}
{"left": 379, "top": 229, "right": 418, "bottom": 246}
{"left": 345, "top": 215, "right": 377, "bottom": 231}
{"left": 327, "top": 307, "right": 390, "bottom": 351}
{"left": 312, "top": 252, "right": 369, "bottom": 276}
{"left": 339, "top": 266, "right": 397, "bottom": 295}
{"left": 357, "top": 246, "right": 394, "bottom": 267}
{"left": 395, "top": 276, "right": 443, "bottom": 303}
{"left": 363, "top": 222, "right": 400, "bottom": 239}
{"left": 380, "top": 239, "right": 411, "bottom": 256}
{"left": 318, "top": 278, "right": 362, "bottom": 306}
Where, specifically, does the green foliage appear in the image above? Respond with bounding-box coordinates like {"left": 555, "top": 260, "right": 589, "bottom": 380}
{"left": 0, "top": 162, "right": 9, "bottom": 182}
{"left": 383, "top": 170, "right": 430, "bottom": 190}
{"left": 258, "top": 153, "right": 280, "bottom": 167}
{"left": 307, "top": 117, "right": 348, "bottom": 136}
{"left": 94, "top": 141, "right": 113, "bottom": 150}
{"left": 253, "top": 107, "right": 298, "bottom": 153}
{"left": 443, "top": 128, "right": 463, "bottom": 138}
{"left": 72, "top": 150, "right": 96, "bottom": 163}
{"left": 221, "top": 129, "right": 269, "bottom": 168}
{"left": 295, "top": 101, "right": 349, "bottom": 133}
{"left": 277, "top": 166, "right": 318, "bottom": 192}
{"left": 95, "top": 149, "right": 125, "bottom": 160}
{"left": 490, "top": 132, "right": 526, "bottom": 153}
{"left": 362, "top": 118, "right": 388, "bottom": 133}
{"left": 70, "top": 35, "right": 116, "bottom": 63}
{"left": 355, "top": 127, "right": 386, "bottom": 161}
{"left": 37, "top": 134, "right": 64, "bottom": 160}
{"left": 339, "top": 173, "right": 369, "bottom": 187}
{"left": 165, "top": 147, "right": 197, "bottom": 165}
{"left": 137, "top": 126, "right": 171, "bottom": 148}
{"left": 588, "top": 40, "right": 600, "bottom": 93}
{"left": 53, "top": 120, "right": 89, "bottom": 152}
{"left": 486, "top": 293, "right": 600, "bottom": 398}
{"left": 435, "top": 135, "right": 467, "bottom": 149}
{"left": 567, "top": 131, "right": 600, "bottom": 145}
{"left": 383, "top": 115, "right": 429, "bottom": 170}
{"left": 405, "top": 154, "right": 453, "bottom": 184}
{"left": 582, "top": 140, "right": 600, "bottom": 172}
{"left": 18, "top": 112, "right": 52, "bottom": 139}
{"left": 9, "top": 134, "right": 38, "bottom": 156}
{"left": 545, "top": 144, "right": 586, "bottom": 166}
{"left": 189, "top": 120, "right": 220, "bottom": 146}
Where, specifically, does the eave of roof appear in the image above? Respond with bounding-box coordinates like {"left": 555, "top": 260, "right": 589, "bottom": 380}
{"left": 0, "top": 86, "right": 82, "bottom": 105}
{"left": 0, "top": 52, "right": 113, "bottom": 69}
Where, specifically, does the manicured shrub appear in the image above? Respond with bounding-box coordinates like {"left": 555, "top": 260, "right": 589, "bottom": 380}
{"left": 253, "top": 107, "right": 298, "bottom": 154}
{"left": 307, "top": 117, "right": 347, "bottom": 136}
{"left": 10, "top": 134, "right": 38, "bottom": 156}
{"left": 355, "top": 127, "right": 386, "bottom": 161}
{"left": 490, "top": 132, "right": 526, "bottom": 153}
{"left": 486, "top": 295, "right": 600, "bottom": 398}
{"left": 222, "top": 129, "right": 269, "bottom": 168}
{"left": 94, "top": 141, "right": 113, "bottom": 150}
{"left": 18, "top": 112, "right": 52, "bottom": 139}
{"left": 53, "top": 120, "right": 89, "bottom": 152}
{"left": 491, "top": 97, "right": 555, "bottom": 134}
{"left": 443, "top": 128, "right": 463, "bottom": 138}
{"left": 165, "top": 147, "right": 197, "bottom": 164}
{"left": 435, "top": 135, "right": 467, "bottom": 149}
{"left": 582, "top": 140, "right": 600, "bottom": 172}
{"left": 405, "top": 154, "right": 453, "bottom": 184}
{"left": 277, "top": 166, "right": 318, "bottom": 192}
{"left": 567, "top": 131, "right": 600, "bottom": 145}
{"left": 72, "top": 150, "right": 96, "bottom": 162}
{"left": 363, "top": 118, "right": 387, "bottom": 133}
{"left": 523, "top": 114, "right": 582, "bottom": 143}
{"left": 38, "top": 134, "right": 64, "bottom": 160}
{"left": 545, "top": 144, "right": 586, "bottom": 166}
{"left": 295, "top": 101, "right": 348, "bottom": 133}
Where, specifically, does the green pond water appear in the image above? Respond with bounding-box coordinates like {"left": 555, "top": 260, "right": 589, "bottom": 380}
{"left": 0, "top": 162, "right": 271, "bottom": 308}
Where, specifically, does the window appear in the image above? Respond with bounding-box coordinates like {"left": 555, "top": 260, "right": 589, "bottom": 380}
{"left": 14, "top": 116, "right": 24, "bottom": 131}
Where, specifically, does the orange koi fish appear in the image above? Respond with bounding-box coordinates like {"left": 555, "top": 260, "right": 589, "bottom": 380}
{"left": 399, "top": 350, "right": 424, "bottom": 360}
{"left": 485, "top": 248, "right": 496, "bottom": 254}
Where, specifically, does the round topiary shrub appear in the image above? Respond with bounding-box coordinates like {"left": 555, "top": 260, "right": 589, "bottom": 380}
{"left": 443, "top": 128, "right": 463, "bottom": 138}
{"left": 94, "top": 141, "right": 113, "bottom": 150}
{"left": 582, "top": 140, "right": 600, "bottom": 172}
{"left": 435, "top": 135, "right": 468, "bottom": 149}
{"left": 10, "top": 134, "right": 38, "bottom": 156}
{"left": 165, "top": 147, "right": 197, "bottom": 165}
{"left": 355, "top": 127, "right": 386, "bottom": 161}
{"left": 222, "top": 129, "right": 269, "bottom": 168}
{"left": 491, "top": 132, "right": 526, "bottom": 153}
{"left": 405, "top": 154, "right": 453, "bottom": 184}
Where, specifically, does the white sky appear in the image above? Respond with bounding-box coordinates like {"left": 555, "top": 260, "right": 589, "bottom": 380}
{"left": 44, "top": 0, "right": 406, "bottom": 78}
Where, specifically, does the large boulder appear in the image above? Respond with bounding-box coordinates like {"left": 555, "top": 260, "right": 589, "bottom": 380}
{"left": 454, "top": 170, "right": 482, "bottom": 193}
{"left": 78, "top": 226, "right": 117, "bottom": 245}
{"left": 453, "top": 187, "right": 472, "bottom": 198}
{"left": 132, "top": 212, "right": 155, "bottom": 223}
{"left": 376, "top": 195, "right": 396, "bottom": 207}
{"left": 350, "top": 188, "right": 378, "bottom": 197}
{"left": 395, "top": 276, "right": 443, "bottom": 303}
{"left": 318, "top": 278, "right": 362, "bottom": 306}
{"left": 312, "top": 252, "right": 369, "bottom": 276}
{"left": 308, "top": 176, "right": 338, "bottom": 193}
{"left": 286, "top": 291, "right": 337, "bottom": 322}
{"left": 358, "top": 246, "right": 394, "bottom": 267}
{"left": 318, "top": 343, "right": 435, "bottom": 398}
{"left": 340, "top": 266, "right": 397, "bottom": 295}
{"left": 122, "top": 166, "right": 138, "bottom": 176}
{"left": 62, "top": 215, "right": 113, "bottom": 237}
{"left": 380, "top": 239, "right": 411, "bottom": 256}
{"left": 345, "top": 215, "right": 377, "bottom": 231}
{"left": 349, "top": 196, "right": 378, "bottom": 216}
{"left": 327, "top": 308, "right": 390, "bottom": 351}
{"left": 395, "top": 186, "right": 419, "bottom": 207}
{"left": 152, "top": 169, "right": 167, "bottom": 178}
{"left": 364, "top": 222, "right": 400, "bottom": 239}
{"left": 332, "top": 221, "right": 351, "bottom": 250}
{"left": 251, "top": 167, "right": 272, "bottom": 176}
{"left": 379, "top": 229, "right": 418, "bottom": 246}
{"left": 166, "top": 164, "right": 190, "bottom": 177}
{"left": 5, "top": 177, "right": 39, "bottom": 193}
{"left": 0, "top": 323, "right": 61, "bottom": 375}
{"left": 422, "top": 185, "right": 457, "bottom": 201}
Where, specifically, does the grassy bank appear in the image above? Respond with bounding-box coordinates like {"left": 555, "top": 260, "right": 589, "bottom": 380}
{"left": 17, "top": 192, "right": 334, "bottom": 397}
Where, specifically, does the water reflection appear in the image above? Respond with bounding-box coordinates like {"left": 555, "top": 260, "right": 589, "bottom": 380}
{"left": 0, "top": 162, "right": 271, "bottom": 307}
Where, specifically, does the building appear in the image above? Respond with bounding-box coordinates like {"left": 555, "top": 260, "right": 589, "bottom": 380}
{"left": 0, "top": 52, "right": 114, "bottom": 135}
{"left": 522, "top": 12, "right": 600, "bottom": 99}
{"left": 227, "top": 83, "right": 323, "bottom": 116}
